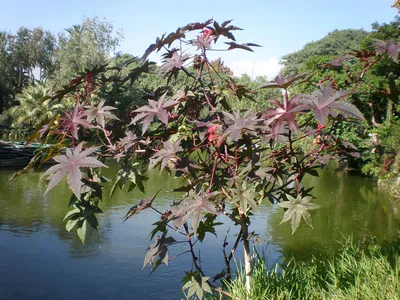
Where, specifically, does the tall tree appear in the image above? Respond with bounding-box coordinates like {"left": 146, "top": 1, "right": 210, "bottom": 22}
{"left": 29, "top": 27, "right": 58, "bottom": 81}
{"left": 361, "top": 16, "right": 400, "bottom": 125}
{"left": 9, "top": 27, "right": 57, "bottom": 87}
{"left": 0, "top": 31, "right": 15, "bottom": 113}
{"left": 55, "top": 17, "right": 121, "bottom": 86}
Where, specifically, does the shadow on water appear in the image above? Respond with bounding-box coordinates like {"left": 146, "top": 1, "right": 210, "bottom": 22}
{"left": 0, "top": 163, "right": 400, "bottom": 299}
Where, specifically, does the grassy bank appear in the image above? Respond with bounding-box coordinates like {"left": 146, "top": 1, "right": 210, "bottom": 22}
{"left": 208, "top": 238, "right": 400, "bottom": 300}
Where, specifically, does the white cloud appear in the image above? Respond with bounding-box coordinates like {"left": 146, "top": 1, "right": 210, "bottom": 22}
{"left": 230, "top": 58, "right": 282, "bottom": 80}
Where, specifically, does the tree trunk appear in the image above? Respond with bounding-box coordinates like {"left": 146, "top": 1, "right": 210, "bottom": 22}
{"left": 17, "top": 66, "right": 22, "bottom": 93}
{"left": 387, "top": 99, "right": 393, "bottom": 126}
{"left": 387, "top": 73, "right": 398, "bottom": 126}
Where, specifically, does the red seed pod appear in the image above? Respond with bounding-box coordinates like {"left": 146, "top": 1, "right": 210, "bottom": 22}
{"left": 85, "top": 73, "right": 93, "bottom": 95}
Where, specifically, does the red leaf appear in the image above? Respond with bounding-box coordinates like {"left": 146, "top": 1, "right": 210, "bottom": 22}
{"left": 61, "top": 105, "right": 93, "bottom": 140}
{"left": 43, "top": 142, "right": 107, "bottom": 198}
{"left": 297, "top": 83, "right": 365, "bottom": 125}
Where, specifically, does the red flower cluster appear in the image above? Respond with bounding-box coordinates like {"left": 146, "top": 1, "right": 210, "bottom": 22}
{"left": 207, "top": 124, "right": 219, "bottom": 141}
{"left": 201, "top": 28, "right": 213, "bottom": 39}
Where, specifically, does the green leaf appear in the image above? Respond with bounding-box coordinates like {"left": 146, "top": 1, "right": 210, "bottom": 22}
{"left": 232, "top": 183, "right": 259, "bottom": 215}
{"left": 181, "top": 270, "right": 200, "bottom": 284}
{"left": 128, "top": 181, "right": 136, "bottom": 192}
{"left": 109, "top": 176, "right": 121, "bottom": 197}
{"left": 238, "top": 162, "right": 252, "bottom": 178}
{"left": 172, "top": 184, "right": 194, "bottom": 192}
{"left": 87, "top": 214, "right": 100, "bottom": 231}
{"left": 182, "top": 276, "right": 211, "bottom": 299}
{"left": 217, "top": 97, "right": 232, "bottom": 112}
{"left": 150, "top": 218, "right": 169, "bottom": 239}
{"left": 63, "top": 208, "right": 81, "bottom": 221}
{"left": 199, "top": 105, "right": 210, "bottom": 119}
{"left": 77, "top": 219, "right": 88, "bottom": 243}
{"left": 66, "top": 218, "right": 80, "bottom": 232}
{"left": 305, "top": 168, "right": 319, "bottom": 177}
{"left": 68, "top": 194, "right": 79, "bottom": 207}
{"left": 278, "top": 195, "right": 321, "bottom": 234}
{"left": 197, "top": 215, "right": 222, "bottom": 242}
{"left": 81, "top": 178, "right": 103, "bottom": 199}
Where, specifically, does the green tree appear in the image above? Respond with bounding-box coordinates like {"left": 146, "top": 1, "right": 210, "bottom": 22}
{"left": 29, "top": 27, "right": 58, "bottom": 81}
{"left": 360, "top": 16, "right": 400, "bottom": 125}
{"left": 282, "top": 29, "right": 367, "bottom": 74}
{"left": 9, "top": 27, "right": 57, "bottom": 88}
{"left": 55, "top": 17, "right": 121, "bottom": 87}
{"left": 5, "top": 83, "right": 66, "bottom": 129}
{"left": 0, "top": 27, "right": 57, "bottom": 113}
{"left": 0, "top": 31, "right": 16, "bottom": 113}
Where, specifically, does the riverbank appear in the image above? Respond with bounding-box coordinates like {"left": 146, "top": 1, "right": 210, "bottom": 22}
{"left": 209, "top": 237, "right": 400, "bottom": 299}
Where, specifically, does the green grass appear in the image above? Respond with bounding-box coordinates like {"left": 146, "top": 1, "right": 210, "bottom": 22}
{"left": 207, "top": 238, "right": 400, "bottom": 300}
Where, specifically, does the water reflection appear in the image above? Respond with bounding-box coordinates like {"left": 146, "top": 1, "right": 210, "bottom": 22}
{"left": 0, "top": 168, "right": 198, "bottom": 299}
{"left": 1, "top": 165, "right": 400, "bottom": 299}
{"left": 267, "top": 168, "right": 400, "bottom": 260}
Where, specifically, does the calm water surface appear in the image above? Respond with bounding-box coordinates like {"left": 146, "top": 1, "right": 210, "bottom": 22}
{"left": 0, "top": 165, "right": 399, "bottom": 299}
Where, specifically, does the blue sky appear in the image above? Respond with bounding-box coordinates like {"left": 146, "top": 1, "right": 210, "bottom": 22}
{"left": 0, "top": 0, "right": 397, "bottom": 78}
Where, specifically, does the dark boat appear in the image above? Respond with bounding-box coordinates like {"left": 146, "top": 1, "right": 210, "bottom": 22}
{"left": 0, "top": 141, "right": 36, "bottom": 169}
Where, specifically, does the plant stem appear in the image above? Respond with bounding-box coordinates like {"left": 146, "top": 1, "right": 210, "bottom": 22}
{"left": 240, "top": 216, "right": 252, "bottom": 295}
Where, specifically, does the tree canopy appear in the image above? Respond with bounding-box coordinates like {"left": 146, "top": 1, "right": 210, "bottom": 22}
{"left": 282, "top": 29, "right": 368, "bottom": 74}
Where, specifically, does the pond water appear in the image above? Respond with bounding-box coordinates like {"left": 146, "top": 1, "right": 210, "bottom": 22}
{"left": 0, "top": 165, "right": 399, "bottom": 299}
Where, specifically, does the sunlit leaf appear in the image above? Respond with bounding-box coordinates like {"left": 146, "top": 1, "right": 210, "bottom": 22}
{"left": 84, "top": 100, "right": 119, "bottom": 128}
{"left": 277, "top": 194, "right": 321, "bottom": 234}
{"left": 373, "top": 38, "right": 400, "bottom": 62}
{"left": 185, "top": 191, "right": 219, "bottom": 234}
{"left": 63, "top": 208, "right": 81, "bottom": 221}
{"left": 143, "top": 231, "right": 176, "bottom": 272}
{"left": 297, "top": 83, "right": 365, "bottom": 125}
{"left": 117, "top": 131, "right": 137, "bottom": 152}
{"left": 149, "top": 140, "right": 183, "bottom": 171}
{"left": 77, "top": 219, "right": 87, "bottom": 243}
{"left": 263, "top": 95, "right": 305, "bottom": 139}
{"left": 191, "top": 34, "right": 215, "bottom": 50}
{"left": 232, "top": 183, "right": 259, "bottom": 215}
{"left": 66, "top": 218, "right": 80, "bottom": 232}
{"left": 43, "top": 142, "right": 107, "bottom": 198}
{"left": 223, "top": 111, "right": 260, "bottom": 141}
{"left": 197, "top": 215, "right": 222, "bottom": 242}
{"left": 182, "top": 276, "right": 211, "bottom": 300}
{"left": 132, "top": 93, "right": 178, "bottom": 133}
{"left": 159, "top": 52, "right": 190, "bottom": 74}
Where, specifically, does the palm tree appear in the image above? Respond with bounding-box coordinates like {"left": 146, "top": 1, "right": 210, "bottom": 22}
{"left": 9, "top": 83, "right": 66, "bottom": 128}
